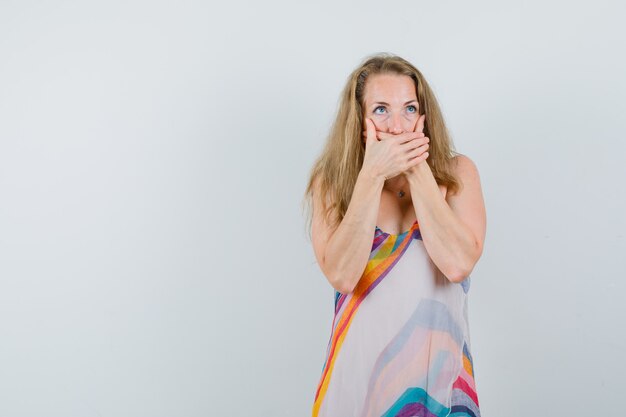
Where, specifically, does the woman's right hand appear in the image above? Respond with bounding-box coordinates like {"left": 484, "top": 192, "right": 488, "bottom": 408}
{"left": 361, "top": 117, "right": 429, "bottom": 181}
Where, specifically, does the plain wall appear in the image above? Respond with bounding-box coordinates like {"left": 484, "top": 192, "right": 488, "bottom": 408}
{"left": 1, "top": 0, "right": 624, "bottom": 416}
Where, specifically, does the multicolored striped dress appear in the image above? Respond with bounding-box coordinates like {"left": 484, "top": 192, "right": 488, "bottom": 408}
{"left": 312, "top": 219, "right": 480, "bottom": 417}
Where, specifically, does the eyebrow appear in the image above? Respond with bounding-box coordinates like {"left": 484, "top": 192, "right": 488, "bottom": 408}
{"left": 372, "top": 100, "right": 417, "bottom": 107}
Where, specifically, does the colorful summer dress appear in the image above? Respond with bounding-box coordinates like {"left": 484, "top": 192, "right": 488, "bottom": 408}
{"left": 312, "top": 219, "right": 480, "bottom": 417}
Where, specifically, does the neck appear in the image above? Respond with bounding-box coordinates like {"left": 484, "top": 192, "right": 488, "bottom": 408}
{"left": 383, "top": 175, "right": 410, "bottom": 198}
{"left": 384, "top": 176, "right": 408, "bottom": 191}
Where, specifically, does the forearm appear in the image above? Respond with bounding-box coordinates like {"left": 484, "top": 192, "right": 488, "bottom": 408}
{"left": 324, "top": 169, "right": 385, "bottom": 293}
{"left": 407, "top": 164, "right": 480, "bottom": 282}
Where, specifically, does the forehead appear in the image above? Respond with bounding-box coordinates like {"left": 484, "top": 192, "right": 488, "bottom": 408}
{"left": 363, "top": 73, "right": 417, "bottom": 104}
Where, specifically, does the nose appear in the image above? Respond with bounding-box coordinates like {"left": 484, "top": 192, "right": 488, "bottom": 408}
{"left": 387, "top": 114, "right": 403, "bottom": 135}
{"left": 389, "top": 112, "right": 403, "bottom": 134}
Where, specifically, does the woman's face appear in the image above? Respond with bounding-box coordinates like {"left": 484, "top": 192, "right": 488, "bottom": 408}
{"left": 361, "top": 73, "right": 419, "bottom": 141}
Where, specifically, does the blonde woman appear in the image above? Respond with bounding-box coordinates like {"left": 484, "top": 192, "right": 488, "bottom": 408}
{"left": 303, "top": 53, "right": 486, "bottom": 417}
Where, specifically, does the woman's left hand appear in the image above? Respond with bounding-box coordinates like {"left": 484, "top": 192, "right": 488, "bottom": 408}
{"left": 403, "top": 113, "right": 431, "bottom": 180}
{"left": 364, "top": 113, "right": 430, "bottom": 180}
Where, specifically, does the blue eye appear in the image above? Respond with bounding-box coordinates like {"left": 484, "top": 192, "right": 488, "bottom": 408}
{"left": 374, "top": 106, "right": 386, "bottom": 114}
{"left": 407, "top": 105, "right": 417, "bottom": 113}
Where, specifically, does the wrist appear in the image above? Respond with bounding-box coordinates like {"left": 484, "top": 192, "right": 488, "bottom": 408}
{"left": 406, "top": 162, "right": 432, "bottom": 187}
{"left": 358, "top": 168, "right": 385, "bottom": 189}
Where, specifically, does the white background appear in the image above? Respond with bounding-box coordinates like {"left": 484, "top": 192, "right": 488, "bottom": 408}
{"left": 1, "top": 1, "right": 624, "bottom": 416}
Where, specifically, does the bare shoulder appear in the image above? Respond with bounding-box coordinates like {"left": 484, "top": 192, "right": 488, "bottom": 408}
{"left": 446, "top": 154, "right": 486, "bottom": 253}
{"left": 452, "top": 154, "right": 481, "bottom": 183}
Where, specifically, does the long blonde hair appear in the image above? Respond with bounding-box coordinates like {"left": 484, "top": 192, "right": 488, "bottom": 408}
{"left": 302, "top": 52, "right": 462, "bottom": 238}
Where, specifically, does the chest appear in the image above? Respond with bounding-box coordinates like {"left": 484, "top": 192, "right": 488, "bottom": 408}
{"left": 376, "top": 184, "right": 448, "bottom": 235}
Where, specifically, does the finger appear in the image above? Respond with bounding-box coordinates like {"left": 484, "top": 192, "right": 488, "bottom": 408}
{"left": 414, "top": 113, "right": 426, "bottom": 134}
{"left": 409, "top": 142, "right": 429, "bottom": 157}
{"left": 376, "top": 132, "right": 393, "bottom": 141}
{"left": 378, "top": 130, "right": 423, "bottom": 144}
{"left": 407, "top": 145, "right": 429, "bottom": 164}
{"left": 365, "top": 118, "right": 378, "bottom": 144}
{"left": 362, "top": 129, "right": 372, "bottom": 139}
{"left": 409, "top": 151, "right": 429, "bottom": 165}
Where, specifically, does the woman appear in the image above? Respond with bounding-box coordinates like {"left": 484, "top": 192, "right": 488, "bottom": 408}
{"left": 302, "top": 53, "right": 486, "bottom": 417}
